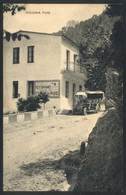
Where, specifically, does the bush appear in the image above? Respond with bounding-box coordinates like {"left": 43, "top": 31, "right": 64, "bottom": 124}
{"left": 17, "top": 92, "right": 49, "bottom": 112}
{"left": 38, "top": 92, "right": 49, "bottom": 103}
{"left": 105, "top": 67, "right": 123, "bottom": 120}
{"left": 24, "top": 96, "right": 40, "bottom": 111}
{"left": 38, "top": 92, "right": 49, "bottom": 109}
{"left": 17, "top": 96, "right": 40, "bottom": 112}
{"left": 17, "top": 98, "right": 27, "bottom": 112}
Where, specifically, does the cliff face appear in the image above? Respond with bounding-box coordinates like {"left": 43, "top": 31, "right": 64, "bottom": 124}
{"left": 73, "top": 108, "right": 123, "bottom": 191}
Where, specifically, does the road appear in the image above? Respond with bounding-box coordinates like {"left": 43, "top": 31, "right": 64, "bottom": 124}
{"left": 3, "top": 112, "right": 104, "bottom": 191}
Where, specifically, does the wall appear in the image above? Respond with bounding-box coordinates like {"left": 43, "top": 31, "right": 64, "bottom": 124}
{"left": 60, "top": 37, "right": 86, "bottom": 110}
{"left": 60, "top": 37, "right": 79, "bottom": 71}
{"left": 3, "top": 32, "right": 87, "bottom": 113}
{"left": 3, "top": 32, "right": 61, "bottom": 113}
{"left": 43, "top": 98, "right": 60, "bottom": 110}
{"left": 60, "top": 74, "right": 85, "bottom": 110}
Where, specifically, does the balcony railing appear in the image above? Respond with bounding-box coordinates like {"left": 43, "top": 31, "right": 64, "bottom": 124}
{"left": 62, "top": 62, "right": 86, "bottom": 74}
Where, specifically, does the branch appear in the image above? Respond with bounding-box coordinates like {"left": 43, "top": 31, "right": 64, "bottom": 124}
{"left": 3, "top": 4, "right": 25, "bottom": 15}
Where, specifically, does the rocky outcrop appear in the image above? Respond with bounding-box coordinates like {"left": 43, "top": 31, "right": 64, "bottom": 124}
{"left": 73, "top": 108, "right": 123, "bottom": 191}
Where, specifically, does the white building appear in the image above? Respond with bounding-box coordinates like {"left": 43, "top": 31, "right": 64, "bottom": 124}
{"left": 3, "top": 30, "right": 87, "bottom": 113}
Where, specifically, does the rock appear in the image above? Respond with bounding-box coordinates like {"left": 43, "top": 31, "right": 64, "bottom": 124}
{"left": 80, "top": 142, "right": 85, "bottom": 155}
{"left": 73, "top": 108, "right": 123, "bottom": 191}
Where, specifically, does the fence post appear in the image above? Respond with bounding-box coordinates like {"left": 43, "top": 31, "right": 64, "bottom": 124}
{"left": 8, "top": 114, "right": 17, "bottom": 123}
{"left": 37, "top": 110, "right": 43, "bottom": 119}
{"left": 24, "top": 112, "right": 31, "bottom": 121}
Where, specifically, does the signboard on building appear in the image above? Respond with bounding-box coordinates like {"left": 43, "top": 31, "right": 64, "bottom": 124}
{"left": 34, "top": 80, "right": 60, "bottom": 98}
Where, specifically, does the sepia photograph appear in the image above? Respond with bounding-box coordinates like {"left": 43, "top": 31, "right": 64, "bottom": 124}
{"left": 3, "top": 2, "right": 124, "bottom": 191}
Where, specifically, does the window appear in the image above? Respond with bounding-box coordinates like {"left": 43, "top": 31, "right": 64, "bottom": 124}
{"left": 66, "top": 50, "right": 70, "bottom": 70}
{"left": 74, "top": 54, "right": 77, "bottom": 71}
{"left": 13, "top": 81, "right": 18, "bottom": 98}
{"left": 13, "top": 47, "right": 20, "bottom": 64}
{"left": 65, "top": 81, "right": 69, "bottom": 98}
{"left": 28, "top": 81, "right": 35, "bottom": 96}
{"left": 73, "top": 83, "right": 76, "bottom": 106}
{"left": 27, "top": 46, "right": 34, "bottom": 63}
{"left": 79, "top": 85, "right": 82, "bottom": 91}
{"left": 73, "top": 83, "right": 76, "bottom": 96}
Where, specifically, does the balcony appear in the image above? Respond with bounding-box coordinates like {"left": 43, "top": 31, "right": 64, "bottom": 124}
{"left": 61, "top": 62, "right": 86, "bottom": 73}
{"left": 61, "top": 62, "right": 87, "bottom": 80}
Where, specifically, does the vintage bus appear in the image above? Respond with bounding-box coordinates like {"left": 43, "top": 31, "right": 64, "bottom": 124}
{"left": 73, "top": 90, "right": 105, "bottom": 115}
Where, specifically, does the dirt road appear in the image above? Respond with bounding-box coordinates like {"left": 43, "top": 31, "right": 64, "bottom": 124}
{"left": 3, "top": 112, "right": 104, "bottom": 191}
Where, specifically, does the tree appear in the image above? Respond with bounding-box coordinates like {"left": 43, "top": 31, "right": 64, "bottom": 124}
{"left": 54, "top": 12, "right": 118, "bottom": 91}
{"left": 3, "top": 4, "right": 30, "bottom": 41}
{"left": 104, "top": 4, "right": 126, "bottom": 117}
{"left": 66, "top": 20, "right": 79, "bottom": 28}
{"left": 3, "top": 4, "right": 25, "bottom": 15}
{"left": 38, "top": 92, "right": 49, "bottom": 110}
{"left": 105, "top": 4, "right": 126, "bottom": 69}
{"left": 4, "top": 30, "right": 30, "bottom": 42}
{"left": 17, "top": 96, "right": 40, "bottom": 112}
{"left": 17, "top": 92, "right": 50, "bottom": 112}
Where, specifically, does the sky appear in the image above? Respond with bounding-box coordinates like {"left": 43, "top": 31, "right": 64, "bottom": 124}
{"left": 4, "top": 4, "right": 107, "bottom": 33}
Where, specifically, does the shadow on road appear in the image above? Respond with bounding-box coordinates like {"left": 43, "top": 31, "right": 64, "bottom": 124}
{"left": 20, "top": 149, "right": 83, "bottom": 188}
{"left": 20, "top": 158, "right": 60, "bottom": 176}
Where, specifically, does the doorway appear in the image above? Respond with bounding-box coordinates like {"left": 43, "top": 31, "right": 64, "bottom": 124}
{"left": 72, "top": 83, "right": 76, "bottom": 108}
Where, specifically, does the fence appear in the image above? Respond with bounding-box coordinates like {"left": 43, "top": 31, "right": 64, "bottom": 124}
{"left": 3, "top": 109, "right": 56, "bottom": 124}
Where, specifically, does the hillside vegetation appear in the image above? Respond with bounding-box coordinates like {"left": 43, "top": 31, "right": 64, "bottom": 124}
{"left": 54, "top": 12, "right": 119, "bottom": 91}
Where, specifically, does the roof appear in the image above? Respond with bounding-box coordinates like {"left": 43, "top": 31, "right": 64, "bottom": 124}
{"left": 16, "top": 30, "right": 79, "bottom": 48}
{"left": 75, "top": 91, "right": 87, "bottom": 96}
{"left": 86, "top": 90, "right": 104, "bottom": 94}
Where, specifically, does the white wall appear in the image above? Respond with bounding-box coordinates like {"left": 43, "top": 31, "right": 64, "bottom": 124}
{"left": 59, "top": 38, "right": 86, "bottom": 110}
{"left": 60, "top": 37, "right": 79, "bottom": 71}
{"left": 3, "top": 32, "right": 86, "bottom": 113}
{"left": 60, "top": 74, "right": 85, "bottom": 110}
{"left": 3, "top": 32, "right": 62, "bottom": 112}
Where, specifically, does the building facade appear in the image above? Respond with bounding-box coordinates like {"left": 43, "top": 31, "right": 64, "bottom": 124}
{"left": 3, "top": 30, "right": 87, "bottom": 113}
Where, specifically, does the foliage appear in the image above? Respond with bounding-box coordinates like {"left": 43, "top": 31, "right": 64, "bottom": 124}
{"left": 38, "top": 92, "right": 49, "bottom": 109}
{"left": 3, "top": 4, "right": 28, "bottom": 41}
{"left": 17, "top": 92, "right": 49, "bottom": 112}
{"left": 17, "top": 96, "right": 40, "bottom": 112}
{"left": 17, "top": 98, "right": 27, "bottom": 112}
{"left": 104, "top": 4, "right": 125, "bottom": 117}
{"left": 4, "top": 30, "right": 30, "bottom": 41}
{"left": 73, "top": 5, "right": 124, "bottom": 192}
{"left": 38, "top": 92, "right": 49, "bottom": 104}
{"left": 3, "top": 4, "right": 25, "bottom": 15}
{"left": 54, "top": 13, "right": 118, "bottom": 91}
{"left": 66, "top": 20, "right": 79, "bottom": 28}
{"left": 105, "top": 4, "right": 126, "bottom": 17}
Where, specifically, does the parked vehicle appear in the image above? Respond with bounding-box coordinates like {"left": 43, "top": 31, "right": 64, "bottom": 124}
{"left": 73, "top": 90, "right": 105, "bottom": 115}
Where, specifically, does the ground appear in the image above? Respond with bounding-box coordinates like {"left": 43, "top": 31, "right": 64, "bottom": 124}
{"left": 3, "top": 112, "right": 103, "bottom": 191}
